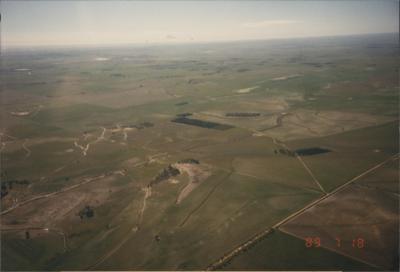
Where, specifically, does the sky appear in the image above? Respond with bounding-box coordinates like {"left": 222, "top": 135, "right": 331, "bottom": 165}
{"left": 1, "top": 0, "right": 399, "bottom": 47}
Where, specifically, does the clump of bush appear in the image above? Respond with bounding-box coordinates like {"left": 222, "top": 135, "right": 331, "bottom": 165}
{"left": 78, "top": 205, "right": 95, "bottom": 219}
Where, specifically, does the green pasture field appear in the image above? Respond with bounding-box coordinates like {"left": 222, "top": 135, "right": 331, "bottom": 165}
{"left": 1, "top": 33, "right": 398, "bottom": 270}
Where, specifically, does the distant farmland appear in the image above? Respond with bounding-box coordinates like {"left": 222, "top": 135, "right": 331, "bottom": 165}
{"left": 1, "top": 33, "right": 398, "bottom": 271}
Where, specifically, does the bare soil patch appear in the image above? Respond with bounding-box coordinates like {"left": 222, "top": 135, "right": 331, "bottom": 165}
{"left": 174, "top": 163, "right": 211, "bottom": 204}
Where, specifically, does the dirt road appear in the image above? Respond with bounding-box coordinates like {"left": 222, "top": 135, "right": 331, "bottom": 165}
{"left": 138, "top": 186, "right": 152, "bottom": 224}
{"left": 0, "top": 171, "right": 120, "bottom": 216}
{"left": 205, "top": 153, "right": 399, "bottom": 270}
{"left": 22, "top": 139, "right": 31, "bottom": 158}
{"left": 75, "top": 127, "right": 107, "bottom": 156}
{"left": 87, "top": 185, "right": 150, "bottom": 270}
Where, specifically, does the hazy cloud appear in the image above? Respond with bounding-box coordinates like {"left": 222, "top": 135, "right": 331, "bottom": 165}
{"left": 242, "top": 20, "right": 300, "bottom": 28}
{"left": 2, "top": 1, "right": 397, "bottom": 47}
{"left": 165, "top": 34, "right": 177, "bottom": 40}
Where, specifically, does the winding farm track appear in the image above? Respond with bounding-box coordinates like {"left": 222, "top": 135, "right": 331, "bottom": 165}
{"left": 0, "top": 171, "right": 119, "bottom": 216}
{"left": 87, "top": 226, "right": 138, "bottom": 270}
{"left": 74, "top": 127, "right": 107, "bottom": 156}
{"left": 287, "top": 113, "right": 321, "bottom": 135}
{"left": 87, "top": 186, "right": 150, "bottom": 270}
{"left": 179, "top": 169, "right": 233, "bottom": 227}
{"left": 259, "top": 112, "right": 292, "bottom": 132}
{"left": 0, "top": 133, "right": 18, "bottom": 140}
{"left": 131, "top": 152, "right": 168, "bottom": 168}
{"left": 205, "top": 153, "right": 399, "bottom": 270}
{"left": 30, "top": 105, "right": 43, "bottom": 118}
{"left": 138, "top": 186, "right": 152, "bottom": 224}
{"left": 22, "top": 139, "right": 31, "bottom": 158}
{"left": 0, "top": 133, "right": 15, "bottom": 161}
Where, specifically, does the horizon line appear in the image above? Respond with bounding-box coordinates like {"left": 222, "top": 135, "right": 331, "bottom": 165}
{"left": 2, "top": 31, "right": 398, "bottom": 51}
